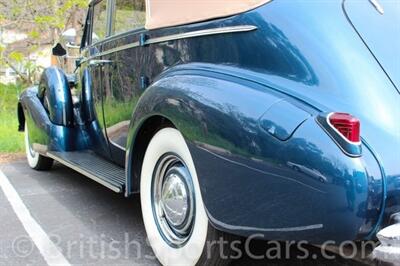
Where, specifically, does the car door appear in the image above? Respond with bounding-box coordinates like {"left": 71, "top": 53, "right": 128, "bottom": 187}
{"left": 81, "top": 0, "right": 113, "bottom": 159}
{"left": 102, "top": 0, "right": 147, "bottom": 166}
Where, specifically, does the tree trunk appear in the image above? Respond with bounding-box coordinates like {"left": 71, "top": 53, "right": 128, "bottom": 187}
{"left": 4, "top": 58, "right": 29, "bottom": 83}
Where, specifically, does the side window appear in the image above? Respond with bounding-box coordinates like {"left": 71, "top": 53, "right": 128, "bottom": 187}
{"left": 113, "top": 0, "right": 146, "bottom": 35}
{"left": 92, "top": 0, "right": 108, "bottom": 44}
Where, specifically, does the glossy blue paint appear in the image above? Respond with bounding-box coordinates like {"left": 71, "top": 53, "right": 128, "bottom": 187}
{"left": 126, "top": 69, "right": 383, "bottom": 242}
{"left": 19, "top": 86, "right": 88, "bottom": 152}
{"left": 81, "top": 68, "right": 96, "bottom": 123}
{"left": 259, "top": 100, "right": 311, "bottom": 141}
{"left": 20, "top": 0, "right": 399, "bottom": 244}
{"left": 344, "top": 0, "right": 400, "bottom": 90}
{"left": 37, "top": 67, "right": 74, "bottom": 127}
{"left": 124, "top": 0, "right": 398, "bottom": 240}
{"left": 19, "top": 68, "right": 111, "bottom": 157}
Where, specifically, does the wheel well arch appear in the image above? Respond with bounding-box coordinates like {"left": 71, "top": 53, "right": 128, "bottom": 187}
{"left": 127, "top": 115, "right": 175, "bottom": 195}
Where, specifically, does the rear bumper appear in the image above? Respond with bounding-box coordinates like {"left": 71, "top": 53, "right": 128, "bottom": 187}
{"left": 373, "top": 214, "right": 400, "bottom": 264}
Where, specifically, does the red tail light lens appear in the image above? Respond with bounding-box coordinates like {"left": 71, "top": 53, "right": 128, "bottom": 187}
{"left": 328, "top": 113, "right": 360, "bottom": 143}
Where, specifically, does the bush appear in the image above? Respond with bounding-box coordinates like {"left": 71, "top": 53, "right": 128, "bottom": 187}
{"left": 0, "top": 83, "right": 24, "bottom": 152}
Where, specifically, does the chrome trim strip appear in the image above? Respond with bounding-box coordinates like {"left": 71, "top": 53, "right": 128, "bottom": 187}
{"left": 82, "top": 25, "right": 257, "bottom": 61}
{"left": 81, "top": 41, "right": 140, "bottom": 63}
{"left": 46, "top": 152, "right": 122, "bottom": 193}
{"left": 89, "top": 59, "right": 113, "bottom": 66}
{"left": 146, "top": 25, "right": 258, "bottom": 45}
{"left": 315, "top": 116, "right": 361, "bottom": 158}
{"left": 369, "top": 0, "right": 384, "bottom": 14}
{"left": 208, "top": 213, "right": 323, "bottom": 232}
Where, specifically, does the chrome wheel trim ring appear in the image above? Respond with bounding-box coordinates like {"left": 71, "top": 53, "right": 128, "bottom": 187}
{"left": 151, "top": 153, "right": 195, "bottom": 247}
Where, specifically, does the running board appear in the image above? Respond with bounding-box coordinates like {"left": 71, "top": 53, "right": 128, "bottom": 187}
{"left": 47, "top": 150, "right": 125, "bottom": 193}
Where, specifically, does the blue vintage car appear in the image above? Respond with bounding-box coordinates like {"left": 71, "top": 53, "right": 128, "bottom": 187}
{"left": 17, "top": 0, "right": 400, "bottom": 264}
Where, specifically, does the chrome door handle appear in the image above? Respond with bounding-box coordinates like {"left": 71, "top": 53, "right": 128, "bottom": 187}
{"left": 89, "top": 59, "right": 113, "bottom": 67}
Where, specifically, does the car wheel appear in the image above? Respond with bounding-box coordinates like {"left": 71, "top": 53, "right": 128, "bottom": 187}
{"left": 140, "top": 128, "right": 232, "bottom": 266}
{"left": 25, "top": 123, "right": 53, "bottom": 170}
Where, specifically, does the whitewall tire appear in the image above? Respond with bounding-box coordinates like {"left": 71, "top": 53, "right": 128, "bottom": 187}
{"left": 25, "top": 123, "right": 53, "bottom": 170}
{"left": 140, "top": 128, "right": 231, "bottom": 266}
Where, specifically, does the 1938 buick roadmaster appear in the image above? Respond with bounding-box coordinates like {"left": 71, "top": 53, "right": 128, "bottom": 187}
{"left": 17, "top": 0, "right": 400, "bottom": 264}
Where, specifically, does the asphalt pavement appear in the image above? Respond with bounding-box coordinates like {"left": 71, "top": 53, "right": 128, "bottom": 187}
{"left": 0, "top": 160, "right": 374, "bottom": 266}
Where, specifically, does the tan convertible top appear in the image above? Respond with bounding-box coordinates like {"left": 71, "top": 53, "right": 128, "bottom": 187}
{"left": 145, "top": 0, "right": 271, "bottom": 30}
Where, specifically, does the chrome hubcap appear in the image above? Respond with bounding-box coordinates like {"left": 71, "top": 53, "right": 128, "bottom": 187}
{"left": 161, "top": 172, "right": 189, "bottom": 228}
{"left": 152, "top": 154, "right": 195, "bottom": 247}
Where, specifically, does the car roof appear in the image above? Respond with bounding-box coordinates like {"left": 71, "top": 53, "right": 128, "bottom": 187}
{"left": 88, "top": 0, "right": 271, "bottom": 30}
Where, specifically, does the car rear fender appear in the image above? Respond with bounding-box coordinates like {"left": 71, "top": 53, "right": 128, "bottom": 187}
{"left": 125, "top": 67, "right": 384, "bottom": 242}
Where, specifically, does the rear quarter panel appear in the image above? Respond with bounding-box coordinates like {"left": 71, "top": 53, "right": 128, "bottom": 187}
{"left": 127, "top": 68, "right": 382, "bottom": 242}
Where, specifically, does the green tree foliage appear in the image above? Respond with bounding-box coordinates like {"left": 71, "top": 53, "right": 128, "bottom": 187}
{"left": 114, "top": 0, "right": 145, "bottom": 34}
{"left": 0, "top": 0, "right": 88, "bottom": 84}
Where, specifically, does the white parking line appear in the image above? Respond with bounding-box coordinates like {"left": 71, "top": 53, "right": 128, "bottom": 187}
{"left": 0, "top": 169, "right": 71, "bottom": 266}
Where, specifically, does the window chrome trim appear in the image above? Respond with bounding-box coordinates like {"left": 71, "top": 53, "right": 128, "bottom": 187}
{"left": 82, "top": 25, "right": 257, "bottom": 62}
{"left": 106, "top": 0, "right": 115, "bottom": 37}
{"left": 90, "top": 0, "right": 111, "bottom": 46}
